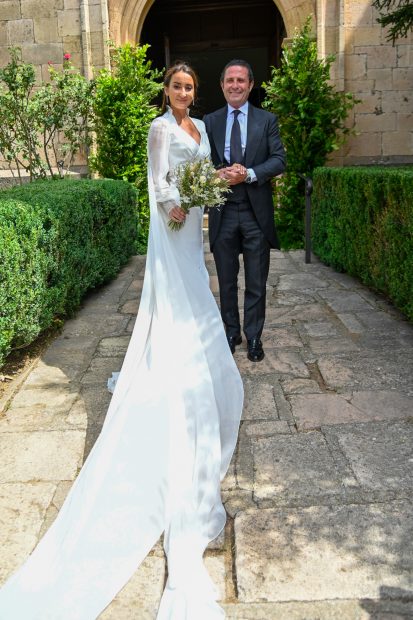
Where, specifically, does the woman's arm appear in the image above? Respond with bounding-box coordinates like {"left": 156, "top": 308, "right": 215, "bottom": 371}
{"left": 148, "top": 119, "right": 180, "bottom": 215}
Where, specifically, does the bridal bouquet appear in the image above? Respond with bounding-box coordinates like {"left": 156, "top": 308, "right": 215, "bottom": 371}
{"left": 169, "top": 157, "right": 230, "bottom": 231}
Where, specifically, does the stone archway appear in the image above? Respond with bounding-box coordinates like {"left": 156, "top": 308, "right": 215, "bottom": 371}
{"left": 108, "top": 0, "right": 315, "bottom": 46}
{"left": 140, "top": 0, "right": 288, "bottom": 113}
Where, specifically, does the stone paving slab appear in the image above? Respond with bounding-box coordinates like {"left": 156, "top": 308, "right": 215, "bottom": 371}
{"left": 271, "top": 291, "right": 318, "bottom": 306}
{"left": 265, "top": 350, "right": 310, "bottom": 378}
{"left": 308, "top": 336, "right": 361, "bottom": 355}
{"left": 322, "top": 420, "right": 413, "bottom": 492}
{"left": 280, "top": 378, "right": 323, "bottom": 394}
{"left": 120, "top": 299, "right": 140, "bottom": 314}
{"left": 318, "top": 289, "right": 375, "bottom": 313}
{"left": 300, "top": 320, "right": 341, "bottom": 337}
{"left": 0, "top": 430, "right": 84, "bottom": 483}
{"left": 242, "top": 375, "right": 279, "bottom": 420}
{"left": 61, "top": 314, "right": 129, "bottom": 338}
{"left": 289, "top": 393, "right": 363, "bottom": 429}
{"left": 0, "top": 402, "right": 86, "bottom": 433}
{"left": 252, "top": 432, "right": 343, "bottom": 503}
{"left": 22, "top": 359, "right": 77, "bottom": 387}
{"left": 0, "top": 482, "right": 57, "bottom": 582}
{"left": 39, "top": 343, "right": 101, "bottom": 383}
{"left": 5, "top": 383, "right": 77, "bottom": 412}
{"left": 39, "top": 480, "right": 75, "bottom": 537}
{"left": 350, "top": 390, "right": 413, "bottom": 421}
{"left": 80, "top": 356, "right": 124, "bottom": 386}
{"left": 1, "top": 246, "right": 413, "bottom": 618}
{"left": 266, "top": 303, "right": 331, "bottom": 325}
{"left": 354, "top": 309, "right": 411, "bottom": 332}
{"left": 205, "top": 554, "right": 228, "bottom": 601}
{"left": 100, "top": 556, "right": 165, "bottom": 620}
{"left": 317, "top": 350, "right": 413, "bottom": 394}
{"left": 72, "top": 386, "right": 113, "bottom": 428}
{"left": 277, "top": 273, "right": 331, "bottom": 292}
{"left": 95, "top": 336, "right": 132, "bottom": 358}
{"left": 234, "top": 500, "right": 413, "bottom": 603}
{"left": 261, "top": 326, "right": 303, "bottom": 348}
{"left": 223, "top": 599, "right": 413, "bottom": 619}
{"left": 243, "top": 420, "right": 291, "bottom": 437}
{"left": 337, "top": 312, "right": 366, "bottom": 334}
{"left": 289, "top": 390, "right": 413, "bottom": 430}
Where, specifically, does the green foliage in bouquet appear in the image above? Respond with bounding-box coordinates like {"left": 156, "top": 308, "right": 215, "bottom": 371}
{"left": 91, "top": 43, "right": 163, "bottom": 253}
{"left": 170, "top": 158, "right": 230, "bottom": 230}
{"left": 263, "top": 18, "right": 358, "bottom": 249}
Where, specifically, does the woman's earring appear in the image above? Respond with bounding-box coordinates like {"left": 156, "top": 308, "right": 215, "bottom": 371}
{"left": 166, "top": 95, "right": 170, "bottom": 105}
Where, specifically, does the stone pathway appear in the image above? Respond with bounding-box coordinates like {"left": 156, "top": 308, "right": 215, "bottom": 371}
{"left": 1, "top": 244, "right": 413, "bottom": 619}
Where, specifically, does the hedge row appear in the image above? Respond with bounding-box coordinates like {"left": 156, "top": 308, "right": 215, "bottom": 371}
{"left": 0, "top": 179, "right": 138, "bottom": 366}
{"left": 312, "top": 166, "right": 413, "bottom": 320}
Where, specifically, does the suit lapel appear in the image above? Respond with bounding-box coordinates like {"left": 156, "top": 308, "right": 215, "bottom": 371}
{"left": 245, "top": 104, "right": 261, "bottom": 167}
{"left": 211, "top": 107, "right": 228, "bottom": 165}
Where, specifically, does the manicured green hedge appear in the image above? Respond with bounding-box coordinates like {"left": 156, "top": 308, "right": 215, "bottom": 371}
{"left": 312, "top": 166, "right": 413, "bottom": 320}
{"left": 0, "top": 179, "right": 138, "bottom": 366}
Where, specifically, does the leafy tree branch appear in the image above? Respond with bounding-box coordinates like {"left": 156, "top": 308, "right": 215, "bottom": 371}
{"left": 263, "top": 18, "right": 358, "bottom": 249}
{"left": 372, "top": 0, "right": 413, "bottom": 44}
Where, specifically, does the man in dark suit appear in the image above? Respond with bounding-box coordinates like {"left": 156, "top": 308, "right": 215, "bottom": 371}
{"left": 203, "top": 59, "right": 286, "bottom": 362}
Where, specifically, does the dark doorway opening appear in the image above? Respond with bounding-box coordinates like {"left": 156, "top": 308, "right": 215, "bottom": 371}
{"left": 141, "top": 0, "right": 285, "bottom": 116}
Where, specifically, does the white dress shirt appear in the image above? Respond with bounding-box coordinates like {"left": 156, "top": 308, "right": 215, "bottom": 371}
{"left": 224, "top": 101, "right": 257, "bottom": 183}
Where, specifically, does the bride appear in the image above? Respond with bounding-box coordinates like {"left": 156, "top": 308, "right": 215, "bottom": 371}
{"left": 0, "top": 62, "right": 243, "bottom": 619}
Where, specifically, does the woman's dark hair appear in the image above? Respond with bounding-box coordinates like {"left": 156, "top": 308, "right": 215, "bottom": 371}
{"left": 160, "top": 61, "right": 199, "bottom": 114}
{"left": 220, "top": 59, "right": 254, "bottom": 83}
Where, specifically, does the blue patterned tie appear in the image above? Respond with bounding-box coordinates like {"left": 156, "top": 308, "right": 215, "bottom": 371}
{"left": 230, "top": 109, "right": 243, "bottom": 164}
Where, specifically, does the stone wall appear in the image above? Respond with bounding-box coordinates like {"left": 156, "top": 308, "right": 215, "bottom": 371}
{"left": 0, "top": 0, "right": 412, "bottom": 166}
{"left": 0, "top": 0, "right": 109, "bottom": 82}
{"left": 317, "top": 0, "right": 412, "bottom": 165}
{"left": 0, "top": 0, "right": 110, "bottom": 172}
{"left": 344, "top": 2, "right": 412, "bottom": 164}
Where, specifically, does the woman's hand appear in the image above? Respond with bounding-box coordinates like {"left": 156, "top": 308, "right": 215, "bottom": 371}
{"left": 168, "top": 206, "right": 187, "bottom": 223}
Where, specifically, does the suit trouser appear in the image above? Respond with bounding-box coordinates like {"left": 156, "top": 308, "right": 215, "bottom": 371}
{"left": 213, "top": 200, "right": 270, "bottom": 341}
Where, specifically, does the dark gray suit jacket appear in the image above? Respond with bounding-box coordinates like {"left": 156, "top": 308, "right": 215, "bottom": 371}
{"left": 203, "top": 103, "right": 286, "bottom": 250}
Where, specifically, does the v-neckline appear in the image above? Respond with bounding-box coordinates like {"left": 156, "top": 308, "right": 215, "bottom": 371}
{"left": 177, "top": 122, "right": 201, "bottom": 147}
{"left": 168, "top": 109, "right": 201, "bottom": 147}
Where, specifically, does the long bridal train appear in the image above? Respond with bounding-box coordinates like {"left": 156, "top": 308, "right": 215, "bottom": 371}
{"left": 0, "top": 113, "right": 243, "bottom": 620}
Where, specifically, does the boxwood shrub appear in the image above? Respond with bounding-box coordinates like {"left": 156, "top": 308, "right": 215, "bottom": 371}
{"left": 0, "top": 179, "right": 138, "bottom": 366}
{"left": 312, "top": 166, "right": 413, "bottom": 320}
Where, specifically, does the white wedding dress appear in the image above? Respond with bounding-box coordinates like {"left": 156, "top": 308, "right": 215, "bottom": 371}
{"left": 0, "top": 108, "right": 243, "bottom": 619}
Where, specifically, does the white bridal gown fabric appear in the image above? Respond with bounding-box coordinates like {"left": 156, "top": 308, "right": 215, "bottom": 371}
{"left": 0, "top": 108, "right": 243, "bottom": 620}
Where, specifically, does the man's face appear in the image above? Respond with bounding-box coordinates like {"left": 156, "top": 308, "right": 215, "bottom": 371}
{"left": 221, "top": 65, "right": 254, "bottom": 109}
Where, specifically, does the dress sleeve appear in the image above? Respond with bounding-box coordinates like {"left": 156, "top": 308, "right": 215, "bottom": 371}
{"left": 148, "top": 119, "right": 181, "bottom": 214}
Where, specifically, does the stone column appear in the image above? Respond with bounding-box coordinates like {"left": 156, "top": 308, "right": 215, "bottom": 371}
{"left": 100, "top": 0, "right": 110, "bottom": 69}
{"left": 79, "top": 0, "right": 92, "bottom": 79}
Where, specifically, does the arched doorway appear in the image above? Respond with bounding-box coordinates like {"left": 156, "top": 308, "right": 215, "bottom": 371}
{"left": 140, "top": 0, "right": 286, "bottom": 114}
{"left": 108, "top": 0, "right": 315, "bottom": 50}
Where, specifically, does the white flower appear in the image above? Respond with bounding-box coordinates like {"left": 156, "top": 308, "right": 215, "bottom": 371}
{"left": 169, "top": 157, "right": 230, "bottom": 230}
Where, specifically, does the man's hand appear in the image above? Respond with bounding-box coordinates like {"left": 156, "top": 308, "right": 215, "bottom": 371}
{"left": 218, "top": 165, "right": 247, "bottom": 186}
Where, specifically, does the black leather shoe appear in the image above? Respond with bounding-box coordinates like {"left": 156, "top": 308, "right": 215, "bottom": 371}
{"left": 247, "top": 338, "right": 264, "bottom": 362}
{"left": 227, "top": 334, "right": 242, "bottom": 354}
